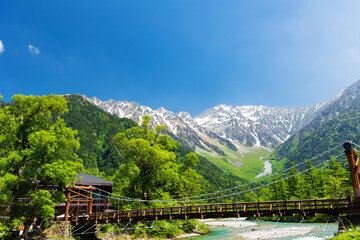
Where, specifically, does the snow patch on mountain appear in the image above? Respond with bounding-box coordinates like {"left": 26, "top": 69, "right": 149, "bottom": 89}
{"left": 82, "top": 95, "right": 239, "bottom": 155}
{"left": 83, "top": 94, "right": 334, "bottom": 149}
{"left": 194, "top": 100, "right": 333, "bottom": 148}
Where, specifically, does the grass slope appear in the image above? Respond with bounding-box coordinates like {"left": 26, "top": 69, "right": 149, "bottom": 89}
{"left": 196, "top": 140, "right": 271, "bottom": 181}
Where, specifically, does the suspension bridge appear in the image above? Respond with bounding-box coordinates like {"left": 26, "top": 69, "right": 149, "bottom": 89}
{"left": 56, "top": 141, "right": 360, "bottom": 235}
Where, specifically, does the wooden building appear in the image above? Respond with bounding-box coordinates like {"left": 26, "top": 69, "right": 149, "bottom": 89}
{"left": 55, "top": 173, "right": 114, "bottom": 219}
{"left": 75, "top": 173, "right": 113, "bottom": 194}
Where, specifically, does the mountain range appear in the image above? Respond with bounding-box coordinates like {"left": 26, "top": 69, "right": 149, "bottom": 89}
{"left": 81, "top": 79, "right": 359, "bottom": 179}
{"left": 83, "top": 91, "right": 336, "bottom": 152}
{"left": 3, "top": 79, "right": 359, "bottom": 190}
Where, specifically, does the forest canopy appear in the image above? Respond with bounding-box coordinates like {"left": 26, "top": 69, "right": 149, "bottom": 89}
{"left": 0, "top": 94, "right": 83, "bottom": 239}
{"left": 113, "top": 116, "right": 202, "bottom": 205}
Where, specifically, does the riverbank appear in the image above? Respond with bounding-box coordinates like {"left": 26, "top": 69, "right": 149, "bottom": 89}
{"left": 238, "top": 226, "right": 314, "bottom": 239}
{"left": 187, "top": 219, "right": 337, "bottom": 240}
{"left": 39, "top": 219, "right": 209, "bottom": 239}
{"left": 94, "top": 220, "right": 209, "bottom": 240}
{"left": 201, "top": 218, "right": 314, "bottom": 239}
{"left": 201, "top": 218, "right": 257, "bottom": 228}
{"left": 247, "top": 213, "right": 338, "bottom": 223}
{"left": 330, "top": 228, "right": 360, "bottom": 239}
{"left": 96, "top": 231, "right": 203, "bottom": 240}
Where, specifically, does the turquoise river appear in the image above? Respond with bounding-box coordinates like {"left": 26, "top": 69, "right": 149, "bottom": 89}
{"left": 186, "top": 219, "right": 338, "bottom": 240}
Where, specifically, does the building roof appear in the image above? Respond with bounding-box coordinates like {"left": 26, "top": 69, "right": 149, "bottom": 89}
{"left": 75, "top": 173, "right": 114, "bottom": 186}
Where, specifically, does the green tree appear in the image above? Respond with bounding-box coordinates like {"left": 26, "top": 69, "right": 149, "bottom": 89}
{"left": 311, "top": 168, "right": 326, "bottom": 198}
{"left": 287, "top": 162, "right": 300, "bottom": 199}
{"left": 177, "top": 153, "right": 202, "bottom": 199}
{"left": 258, "top": 187, "right": 270, "bottom": 201}
{"left": 113, "top": 116, "right": 202, "bottom": 205}
{"left": 302, "top": 161, "right": 315, "bottom": 199}
{"left": 324, "top": 157, "right": 351, "bottom": 198}
{"left": 277, "top": 175, "right": 289, "bottom": 200}
{"left": 244, "top": 191, "right": 257, "bottom": 202}
{"left": 60, "top": 95, "right": 137, "bottom": 174}
{"left": 0, "top": 95, "right": 83, "bottom": 239}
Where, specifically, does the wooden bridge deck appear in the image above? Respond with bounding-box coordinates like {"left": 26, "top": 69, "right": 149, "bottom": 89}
{"left": 68, "top": 198, "right": 355, "bottom": 224}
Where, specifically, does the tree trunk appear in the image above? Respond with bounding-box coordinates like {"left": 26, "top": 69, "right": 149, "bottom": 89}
{"left": 21, "top": 216, "right": 35, "bottom": 239}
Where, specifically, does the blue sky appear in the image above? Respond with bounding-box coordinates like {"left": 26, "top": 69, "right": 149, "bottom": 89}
{"left": 1, "top": 1, "right": 360, "bottom": 116}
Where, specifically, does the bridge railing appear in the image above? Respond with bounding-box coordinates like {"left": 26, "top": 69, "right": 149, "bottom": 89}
{"left": 69, "top": 197, "right": 351, "bottom": 224}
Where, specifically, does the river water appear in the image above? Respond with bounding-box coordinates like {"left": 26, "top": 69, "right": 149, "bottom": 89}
{"left": 186, "top": 219, "right": 338, "bottom": 240}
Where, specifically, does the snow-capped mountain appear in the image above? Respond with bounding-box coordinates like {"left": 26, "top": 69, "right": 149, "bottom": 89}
{"left": 82, "top": 95, "right": 237, "bottom": 155}
{"left": 83, "top": 95, "right": 333, "bottom": 150}
{"left": 84, "top": 96, "right": 194, "bottom": 135}
{"left": 194, "top": 102, "right": 331, "bottom": 148}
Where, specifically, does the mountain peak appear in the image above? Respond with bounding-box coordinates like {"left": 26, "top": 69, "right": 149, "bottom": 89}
{"left": 156, "top": 106, "right": 167, "bottom": 113}
{"left": 82, "top": 95, "right": 101, "bottom": 105}
{"left": 82, "top": 82, "right": 340, "bottom": 148}
{"left": 194, "top": 100, "right": 332, "bottom": 147}
{"left": 214, "top": 104, "right": 233, "bottom": 112}
{"left": 177, "top": 111, "right": 192, "bottom": 118}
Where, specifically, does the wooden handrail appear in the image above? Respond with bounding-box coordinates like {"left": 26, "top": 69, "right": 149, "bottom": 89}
{"left": 66, "top": 197, "right": 352, "bottom": 224}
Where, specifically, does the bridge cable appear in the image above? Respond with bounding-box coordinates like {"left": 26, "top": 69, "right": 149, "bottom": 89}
{"left": 69, "top": 194, "right": 200, "bottom": 235}
{"left": 122, "top": 220, "right": 131, "bottom": 231}
{"left": 68, "top": 148, "right": 351, "bottom": 235}
{"left": 76, "top": 198, "right": 79, "bottom": 220}
{"left": 69, "top": 205, "right": 76, "bottom": 217}
{"left": 235, "top": 193, "right": 239, "bottom": 218}
{"left": 349, "top": 141, "right": 360, "bottom": 149}
{"left": 255, "top": 182, "right": 260, "bottom": 220}
{"left": 305, "top": 161, "right": 314, "bottom": 199}
{"left": 298, "top": 217, "right": 304, "bottom": 227}
{"left": 73, "top": 143, "right": 344, "bottom": 205}
{"left": 82, "top": 143, "right": 346, "bottom": 204}
{"left": 71, "top": 152, "right": 345, "bottom": 206}
{"left": 80, "top": 224, "right": 96, "bottom": 235}
{"left": 273, "top": 174, "right": 280, "bottom": 217}
{"left": 184, "top": 205, "right": 187, "bottom": 220}
{"left": 96, "top": 192, "right": 99, "bottom": 223}
{"left": 128, "top": 198, "right": 132, "bottom": 221}
{"left": 297, "top": 170, "right": 305, "bottom": 217}
{"left": 155, "top": 201, "right": 158, "bottom": 220}
{"left": 70, "top": 164, "right": 344, "bottom": 235}
{"left": 272, "top": 217, "right": 280, "bottom": 229}
{"left": 320, "top": 163, "right": 328, "bottom": 199}
{"left": 75, "top": 155, "right": 335, "bottom": 205}
{"left": 323, "top": 216, "right": 330, "bottom": 232}
{"left": 117, "top": 198, "right": 120, "bottom": 223}
{"left": 71, "top": 224, "right": 87, "bottom": 234}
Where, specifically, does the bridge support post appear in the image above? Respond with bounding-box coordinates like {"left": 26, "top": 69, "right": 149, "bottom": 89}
{"left": 65, "top": 189, "right": 70, "bottom": 221}
{"left": 89, "top": 190, "right": 93, "bottom": 214}
{"left": 343, "top": 142, "right": 360, "bottom": 202}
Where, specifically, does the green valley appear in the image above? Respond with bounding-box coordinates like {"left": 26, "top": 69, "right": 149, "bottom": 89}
{"left": 197, "top": 145, "right": 271, "bottom": 181}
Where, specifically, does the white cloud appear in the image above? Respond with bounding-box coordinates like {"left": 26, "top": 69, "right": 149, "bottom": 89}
{"left": 28, "top": 44, "right": 40, "bottom": 55}
{"left": 0, "top": 40, "right": 4, "bottom": 53}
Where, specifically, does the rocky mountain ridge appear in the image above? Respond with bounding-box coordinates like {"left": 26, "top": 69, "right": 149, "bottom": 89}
{"left": 194, "top": 101, "right": 332, "bottom": 147}
{"left": 271, "top": 79, "right": 360, "bottom": 166}
{"left": 83, "top": 93, "right": 337, "bottom": 151}
{"left": 83, "top": 95, "right": 238, "bottom": 156}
